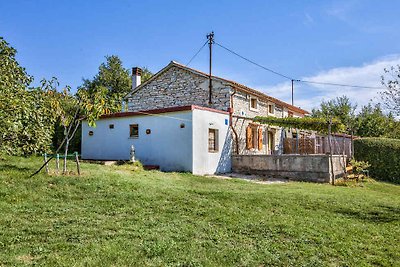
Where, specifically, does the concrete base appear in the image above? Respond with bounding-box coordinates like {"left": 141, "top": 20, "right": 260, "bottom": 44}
{"left": 232, "top": 154, "right": 346, "bottom": 183}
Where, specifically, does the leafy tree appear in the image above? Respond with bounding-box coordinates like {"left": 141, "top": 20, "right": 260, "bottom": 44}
{"left": 355, "top": 103, "right": 387, "bottom": 137}
{"left": 0, "top": 37, "right": 57, "bottom": 156}
{"left": 81, "top": 55, "right": 152, "bottom": 113}
{"left": 311, "top": 95, "right": 357, "bottom": 131}
{"left": 381, "top": 66, "right": 400, "bottom": 116}
{"left": 355, "top": 103, "right": 400, "bottom": 139}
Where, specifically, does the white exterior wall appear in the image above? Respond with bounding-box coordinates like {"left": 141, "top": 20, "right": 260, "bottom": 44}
{"left": 81, "top": 108, "right": 231, "bottom": 175}
{"left": 82, "top": 111, "right": 193, "bottom": 172}
{"left": 192, "top": 109, "right": 231, "bottom": 175}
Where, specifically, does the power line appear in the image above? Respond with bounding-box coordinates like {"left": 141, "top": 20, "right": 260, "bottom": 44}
{"left": 298, "top": 80, "right": 384, "bottom": 90}
{"left": 215, "top": 41, "right": 385, "bottom": 90}
{"left": 186, "top": 40, "right": 208, "bottom": 66}
{"left": 214, "top": 41, "right": 294, "bottom": 80}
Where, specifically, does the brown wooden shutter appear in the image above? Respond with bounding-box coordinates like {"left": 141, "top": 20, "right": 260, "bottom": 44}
{"left": 258, "top": 128, "right": 263, "bottom": 150}
{"left": 246, "top": 126, "right": 253, "bottom": 149}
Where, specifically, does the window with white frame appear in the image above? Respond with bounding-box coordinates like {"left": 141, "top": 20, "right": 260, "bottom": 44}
{"left": 268, "top": 104, "right": 275, "bottom": 114}
{"left": 249, "top": 97, "right": 258, "bottom": 111}
{"left": 129, "top": 124, "right": 139, "bottom": 138}
{"left": 208, "top": 129, "right": 219, "bottom": 152}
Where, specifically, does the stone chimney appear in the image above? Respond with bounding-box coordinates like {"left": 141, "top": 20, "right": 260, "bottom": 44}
{"left": 132, "top": 67, "right": 142, "bottom": 89}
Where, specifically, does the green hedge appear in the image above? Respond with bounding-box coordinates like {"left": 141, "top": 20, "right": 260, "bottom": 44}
{"left": 354, "top": 138, "right": 400, "bottom": 184}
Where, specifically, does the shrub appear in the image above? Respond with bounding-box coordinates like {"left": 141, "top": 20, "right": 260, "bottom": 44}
{"left": 354, "top": 138, "right": 400, "bottom": 184}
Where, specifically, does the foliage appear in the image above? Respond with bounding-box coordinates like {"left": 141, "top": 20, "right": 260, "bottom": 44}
{"left": 354, "top": 137, "right": 400, "bottom": 184}
{"left": 253, "top": 116, "right": 345, "bottom": 133}
{"left": 39, "top": 78, "right": 108, "bottom": 173}
{"left": 311, "top": 96, "right": 357, "bottom": 129}
{"left": 381, "top": 65, "right": 400, "bottom": 116}
{"left": 0, "top": 37, "right": 58, "bottom": 155}
{"left": 81, "top": 55, "right": 153, "bottom": 113}
{"left": 355, "top": 103, "right": 399, "bottom": 138}
{"left": 1, "top": 156, "right": 400, "bottom": 266}
{"left": 349, "top": 159, "right": 371, "bottom": 175}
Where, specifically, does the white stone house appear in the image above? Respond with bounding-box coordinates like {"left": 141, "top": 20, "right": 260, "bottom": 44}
{"left": 81, "top": 61, "right": 308, "bottom": 175}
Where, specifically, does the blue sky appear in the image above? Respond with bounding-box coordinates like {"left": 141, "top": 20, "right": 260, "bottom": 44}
{"left": 1, "top": 0, "right": 399, "bottom": 111}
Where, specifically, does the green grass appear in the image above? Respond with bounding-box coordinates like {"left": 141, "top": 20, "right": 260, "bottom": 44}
{"left": 0, "top": 156, "right": 399, "bottom": 266}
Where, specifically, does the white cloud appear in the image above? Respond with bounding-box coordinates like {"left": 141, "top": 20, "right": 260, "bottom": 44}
{"left": 252, "top": 55, "right": 400, "bottom": 112}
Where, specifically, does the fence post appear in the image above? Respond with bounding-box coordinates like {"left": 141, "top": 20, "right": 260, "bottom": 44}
{"left": 75, "top": 152, "right": 81, "bottom": 176}
{"left": 44, "top": 153, "right": 49, "bottom": 174}
{"left": 56, "top": 154, "right": 60, "bottom": 173}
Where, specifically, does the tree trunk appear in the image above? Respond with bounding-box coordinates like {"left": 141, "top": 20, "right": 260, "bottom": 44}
{"left": 63, "top": 139, "right": 69, "bottom": 174}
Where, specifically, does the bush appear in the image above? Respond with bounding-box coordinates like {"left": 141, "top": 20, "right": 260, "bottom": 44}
{"left": 354, "top": 138, "right": 400, "bottom": 184}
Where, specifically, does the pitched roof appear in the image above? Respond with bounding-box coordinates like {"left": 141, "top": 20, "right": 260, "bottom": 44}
{"left": 126, "top": 61, "right": 309, "bottom": 115}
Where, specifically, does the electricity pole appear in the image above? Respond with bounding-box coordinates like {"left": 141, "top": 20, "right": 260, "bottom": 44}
{"left": 207, "top": 31, "right": 214, "bottom": 105}
{"left": 291, "top": 79, "right": 294, "bottom": 106}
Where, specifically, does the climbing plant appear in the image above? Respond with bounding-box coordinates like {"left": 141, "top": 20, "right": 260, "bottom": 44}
{"left": 253, "top": 116, "right": 345, "bottom": 133}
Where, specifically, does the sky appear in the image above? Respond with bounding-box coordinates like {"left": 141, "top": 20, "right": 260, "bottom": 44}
{"left": 1, "top": 0, "right": 400, "bottom": 112}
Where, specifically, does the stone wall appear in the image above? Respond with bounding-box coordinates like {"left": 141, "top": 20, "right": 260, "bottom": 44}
{"left": 232, "top": 154, "right": 347, "bottom": 183}
{"left": 127, "top": 66, "right": 231, "bottom": 112}
{"left": 231, "top": 91, "right": 286, "bottom": 155}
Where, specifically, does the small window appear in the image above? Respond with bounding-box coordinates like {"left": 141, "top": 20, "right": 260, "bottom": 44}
{"left": 268, "top": 104, "right": 275, "bottom": 114}
{"left": 208, "top": 129, "right": 219, "bottom": 152}
{"left": 129, "top": 124, "right": 139, "bottom": 138}
{"left": 288, "top": 111, "right": 293, "bottom": 117}
{"left": 250, "top": 97, "right": 258, "bottom": 110}
{"left": 88, "top": 131, "right": 94, "bottom": 136}
{"left": 109, "top": 124, "right": 114, "bottom": 129}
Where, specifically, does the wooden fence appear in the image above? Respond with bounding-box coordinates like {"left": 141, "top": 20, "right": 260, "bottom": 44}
{"left": 283, "top": 135, "right": 353, "bottom": 158}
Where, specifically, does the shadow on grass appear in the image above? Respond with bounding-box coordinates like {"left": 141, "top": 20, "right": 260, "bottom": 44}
{"left": 336, "top": 205, "right": 400, "bottom": 223}
{"left": 0, "top": 164, "right": 31, "bottom": 172}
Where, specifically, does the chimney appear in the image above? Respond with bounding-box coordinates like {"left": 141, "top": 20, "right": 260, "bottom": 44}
{"left": 132, "top": 67, "right": 142, "bottom": 89}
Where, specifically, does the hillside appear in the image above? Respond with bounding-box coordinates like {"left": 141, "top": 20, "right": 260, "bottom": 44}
{"left": 0, "top": 157, "right": 399, "bottom": 266}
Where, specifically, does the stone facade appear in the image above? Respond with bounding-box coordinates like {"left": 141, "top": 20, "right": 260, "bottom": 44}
{"left": 127, "top": 66, "right": 231, "bottom": 112}
{"left": 230, "top": 90, "right": 302, "bottom": 155}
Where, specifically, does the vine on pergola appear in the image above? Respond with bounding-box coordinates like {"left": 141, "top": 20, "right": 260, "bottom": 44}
{"left": 253, "top": 116, "right": 345, "bottom": 134}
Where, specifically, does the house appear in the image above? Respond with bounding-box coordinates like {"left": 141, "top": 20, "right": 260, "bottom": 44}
{"left": 81, "top": 61, "right": 309, "bottom": 175}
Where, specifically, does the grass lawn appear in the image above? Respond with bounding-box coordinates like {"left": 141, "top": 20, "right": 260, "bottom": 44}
{"left": 0, "top": 156, "right": 399, "bottom": 266}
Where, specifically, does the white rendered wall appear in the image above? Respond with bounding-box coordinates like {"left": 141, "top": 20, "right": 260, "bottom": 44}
{"left": 192, "top": 109, "right": 232, "bottom": 175}
{"left": 81, "top": 111, "right": 193, "bottom": 172}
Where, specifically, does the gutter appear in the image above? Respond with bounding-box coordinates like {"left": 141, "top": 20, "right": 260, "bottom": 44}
{"left": 229, "top": 89, "right": 240, "bottom": 154}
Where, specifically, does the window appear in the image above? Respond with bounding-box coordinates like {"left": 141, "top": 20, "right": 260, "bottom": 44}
{"left": 268, "top": 104, "right": 275, "bottom": 114}
{"left": 129, "top": 124, "right": 139, "bottom": 138}
{"left": 250, "top": 97, "right": 258, "bottom": 110}
{"left": 109, "top": 124, "right": 114, "bottom": 129}
{"left": 208, "top": 129, "right": 219, "bottom": 152}
{"left": 288, "top": 111, "right": 293, "bottom": 117}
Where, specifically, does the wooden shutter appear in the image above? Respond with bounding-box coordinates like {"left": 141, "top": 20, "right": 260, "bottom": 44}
{"left": 246, "top": 126, "right": 253, "bottom": 149}
{"left": 258, "top": 128, "right": 263, "bottom": 150}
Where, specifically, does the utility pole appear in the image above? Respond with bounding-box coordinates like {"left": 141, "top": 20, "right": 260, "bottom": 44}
{"left": 207, "top": 31, "right": 214, "bottom": 105}
{"left": 291, "top": 79, "right": 300, "bottom": 106}
{"left": 291, "top": 79, "right": 294, "bottom": 106}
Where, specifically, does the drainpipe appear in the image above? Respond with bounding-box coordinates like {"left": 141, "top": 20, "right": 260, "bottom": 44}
{"left": 229, "top": 89, "right": 240, "bottom": 154}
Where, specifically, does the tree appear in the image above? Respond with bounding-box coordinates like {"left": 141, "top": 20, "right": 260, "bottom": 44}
{"left": 81, "top": 55, "right": 152, "bottom": 113}
{"left": 355, "top": 103, "right": 400, "bottom": 139}
{"left": 381, "top": 66, "right": 400, "bottom": 116}
{"left": 311, "top": 96, "right": 357, "bottom": 128}
{"left": 355, "top": 103, "right": 387, "bottom": 137}
{"left": 0, "top": 37, "right": 57, "bottom": 156}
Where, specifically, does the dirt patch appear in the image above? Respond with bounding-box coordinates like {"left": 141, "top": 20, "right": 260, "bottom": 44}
{"left": 209, "top": 173, "right": 289, "bottom": 184}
